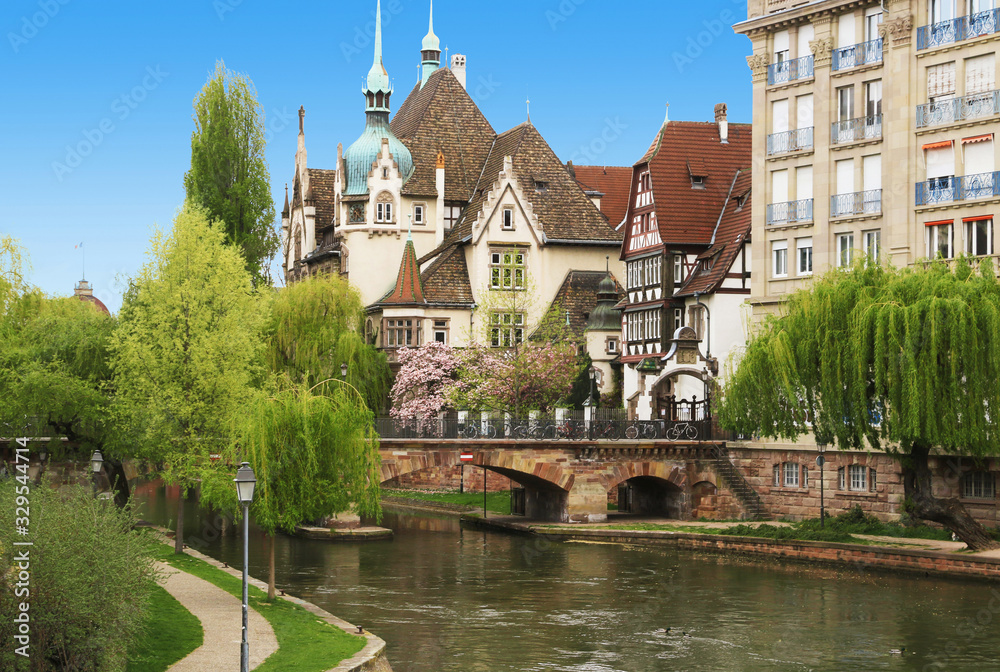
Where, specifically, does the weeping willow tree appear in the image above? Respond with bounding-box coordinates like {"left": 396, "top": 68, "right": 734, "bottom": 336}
{"left": 720, "top": 259, "right": 1000, "bottom": 550}
{"left": 0, "top": 235, "right": 29, "bottom": 315}
{"left": 201, "top": 378, "right": 382, "bottom": 599}
{"left": 267, "top": 274, "right": 391, "bottom": 413}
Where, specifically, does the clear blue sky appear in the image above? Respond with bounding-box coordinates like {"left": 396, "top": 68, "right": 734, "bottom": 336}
{"left": 0, "top": 0, "right": 752, "bottom": 313}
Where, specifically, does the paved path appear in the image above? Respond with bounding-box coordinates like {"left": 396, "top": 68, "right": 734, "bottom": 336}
{"left": 156, "top": 561, "right": 279, "bottom": 671}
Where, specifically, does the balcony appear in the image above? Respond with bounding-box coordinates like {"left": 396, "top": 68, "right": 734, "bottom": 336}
{"left": 831, "top": 115, "right": 883, "bottom": 145}
{"left": 768, "top": 55, "right": 814, "bottom": 86}
{"left": 831, "top": 189, "right": 882, "bottom": 218}
{"left": 767, "top": 127, "right": 814, "bottom": 155}
{"left": 766, "top": 199, "right": 813, "bottom": 225}
{"left": 916, "top": 90, "right": 1000, "bottom": 128}
{"left": 917, "top": 9, "right": 1000, "bottom": 50}
{"left": 915, "top": 171, "right": 1000, "bottom": 206}
{"left": 832, "top": 38, "right": 883, "bottom": 71}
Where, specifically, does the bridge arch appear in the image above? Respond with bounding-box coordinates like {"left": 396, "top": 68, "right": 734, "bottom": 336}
{"left": 603, "top": 462, "right": 688, "bottom": 519}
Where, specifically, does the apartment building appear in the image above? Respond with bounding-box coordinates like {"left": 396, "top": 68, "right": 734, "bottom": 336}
{"left": 737, "top": 0, "right": 1000, "bottom": 314}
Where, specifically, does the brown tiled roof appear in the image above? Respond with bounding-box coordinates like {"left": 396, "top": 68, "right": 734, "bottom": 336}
{"left": 547, "top": 270, "right": 624, "bottom": 341}
{"left": 572, "top": 165, "right": 633, "bottom": 228}
{"left": 306, "top": 168, "right": 338, "bottom": 230}
{"left": 420, "top": 244, "right": 474, "bottom": 305}
{"left": 76, "top": 294, "right": 110, "bottom": 315}
{"left": 378, "top": 238, "right": 426, "bottom": 305}
{"left": 635, "top": 120, "right": 751, "bottom": 247}
{"left": 676, "top": 170, "right": 752, "bottom": 298}
{"left": 391, "top": 68, "right": 497, "bottom": 200}
{"left": 441, "top": 123, "right": 623, "bottom": 250}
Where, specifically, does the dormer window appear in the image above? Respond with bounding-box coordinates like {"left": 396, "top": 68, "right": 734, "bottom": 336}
{"left": 534, "top": 180, "right": 548, "bottom": 193}
{"left": 691, "top": 175, "right": 706, "bottom": 190}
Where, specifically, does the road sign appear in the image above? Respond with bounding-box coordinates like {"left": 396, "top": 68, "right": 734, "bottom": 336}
{"left": 816, "top": 455, "right": 825, "bottom": 467}
{"left": 460, "top": 453, "right": 474, "bottom": 462}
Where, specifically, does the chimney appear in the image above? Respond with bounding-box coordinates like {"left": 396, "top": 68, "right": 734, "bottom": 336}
{"left": 715, "top": 103, "right": 729, "bottom": 144}
{"left": 451, "top": 54, "right": 467, "bottom": 89}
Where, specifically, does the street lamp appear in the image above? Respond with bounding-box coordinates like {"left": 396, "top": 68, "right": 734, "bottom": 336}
{"left": 90, "top": 450, "right": 103, "bottom": 474}
{"left": 588, "top": 368, "right": 597, "bottom": 405}
{"left": 816, "top": 438, "right": 828, "bottom": 528}
{"left": 341, "top": 362, "right": 348, "bottom": 379}
{"left": 234, "top": 462, "right": 257, "bottom": 672}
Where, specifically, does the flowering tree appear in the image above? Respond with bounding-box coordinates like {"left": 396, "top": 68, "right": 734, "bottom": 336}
{"left": 390, "top": 342, "right": 460, "bottom": 420}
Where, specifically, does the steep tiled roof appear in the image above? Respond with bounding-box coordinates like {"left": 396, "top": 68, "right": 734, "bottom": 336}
{"left": 379, "top": 238, "right": 425, "bottom": 305}
{"left": 420, "top": 244, "right": 474, "bottom": 305}
{"left": 547, "top": 270, "right": 624, "bottom": 341}
{"left": 676, "top": 170, "right": 752, "bottom": 298}
{"left": 391, "top": 68, "right": 497, "bottom": 199}
{"left": 442, "top": 123, "right": 623, "bottom": 249}
{"left": 637, "top": 120, "right": 752, "bottom": 247}
{"left": 572, "top": 165, "right": 633, "bottom": 228}
{"left": 306, "top": 168, "right": 338, "bottom": 230}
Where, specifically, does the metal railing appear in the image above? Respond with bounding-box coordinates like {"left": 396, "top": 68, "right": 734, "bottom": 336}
{"left": 768, "top": 55, "right": 814, "bottom": 85}
{"left": 918, "top": 8, "right": 1000, "bottom": 50}
{"left": 916, "top": 90, "right": 1000, "bottom": 128}
{"left": 766, "top": 199, "right": 814, "bottom": 225}
{"left": 832, "top": 38, "right": 883, "bottom": 71}
{"left": 767, "top": 127, "right": 814, "bottom": 155}
{"left": 831, "top": 189, "right": 882, "bottom": 218}
{"left": 831, "top": 114, "right": 882, "bottom": 144}
{"left": 915, "top": 171, "right": 1000, "bottom": 205}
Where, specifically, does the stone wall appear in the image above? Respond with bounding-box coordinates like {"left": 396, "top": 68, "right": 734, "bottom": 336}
{"left": 386, "top": 464, "right": 514, "bottom": 492}
{"left": 728, "top": 444, "right": 1000, "bottom": 526}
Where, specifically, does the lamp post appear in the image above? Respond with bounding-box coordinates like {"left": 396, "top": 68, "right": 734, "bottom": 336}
{"left": 90, "top": 450, "right": 103, "bottom": 495}
{"left": 816, "top": 440, "right": 827, "bottom": 528}
{"left": 234, "top": 462, "right": 257, "bottom": 672}
{"left": 341, "top": 362, "right": 348, "bottom": 379}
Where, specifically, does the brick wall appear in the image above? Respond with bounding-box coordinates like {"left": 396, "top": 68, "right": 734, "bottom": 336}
{"left": 386, "top": 465, "right": 515, "bottom": 492}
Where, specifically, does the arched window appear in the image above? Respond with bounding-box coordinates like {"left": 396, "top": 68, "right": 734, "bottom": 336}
{"left": 375, "top": 191, "right": 395, "bottom": 223}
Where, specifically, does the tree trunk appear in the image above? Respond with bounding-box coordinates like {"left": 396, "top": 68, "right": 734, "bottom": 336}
{"left": 175, "top": 486, "right": 185, "bottom": 555}
{"left": 902, "top": 442, "right": 999, "bottom": 551}
{"left": 106, "top": 458, "right": 131, "bottom": 509}
{"left": 268, "top": 533, "right": 276, "bottom": 601}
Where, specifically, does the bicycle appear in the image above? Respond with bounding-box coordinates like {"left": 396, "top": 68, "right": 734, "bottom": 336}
{"left": 665, "top": 422, "right": 699, "bottom": 441}
{"left": 463, "top": 421, "right": 498, "bottom": 439}
{"left": 624, "top": 421, "right": 658, "bottom": 440}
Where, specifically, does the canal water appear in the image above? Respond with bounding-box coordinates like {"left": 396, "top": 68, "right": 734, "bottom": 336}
{"left": 135, "top": 483, "right": 1000, "bottom": 671}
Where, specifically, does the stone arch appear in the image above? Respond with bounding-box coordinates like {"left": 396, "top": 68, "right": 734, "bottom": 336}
{"left": 603, "top": 462, "right": 688, "bottom": 519}
{"left": 600, "top": 461, "right": 686, "bottom": 494}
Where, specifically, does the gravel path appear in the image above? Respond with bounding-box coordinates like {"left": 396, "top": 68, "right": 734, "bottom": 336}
{"left": 156, "top": 561, "right": 279, "bottom": 671}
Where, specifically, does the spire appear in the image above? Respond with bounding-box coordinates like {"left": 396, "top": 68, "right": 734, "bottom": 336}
{"left": 526, "top": 98, "right": 531, "bottom": 125}
{"left": 420, "top": 0, "right": 441, "bottom": 88}
{"left": 364, "top": 0, "right": 393, "bottom": 113}
{"left": 664, "top": 103, "right": 670, "bottom": 125}
{"left": 382, "top": 238, "right": 426, "bottom": 305}
{"left": 282, "top": 183, "right": 290, "bottom": 216}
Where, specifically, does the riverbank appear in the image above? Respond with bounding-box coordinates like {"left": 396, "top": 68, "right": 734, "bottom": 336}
{"left": 462, "top": 515, "right": 1000, "bottom": 582}
{"left": 382, "top": 489, "right": 512, "bottom": 516}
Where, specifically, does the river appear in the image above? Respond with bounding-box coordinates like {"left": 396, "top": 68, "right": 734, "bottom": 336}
{"left": 134, "top": 483, "right": 1000, "bottom": 671}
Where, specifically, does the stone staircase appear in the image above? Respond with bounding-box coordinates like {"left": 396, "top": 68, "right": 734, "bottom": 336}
{"left": 710, "top": 444, "right": 769, "bottom": 521}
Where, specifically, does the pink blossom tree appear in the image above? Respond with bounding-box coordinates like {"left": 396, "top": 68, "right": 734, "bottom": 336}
{"left": 389, "top": 342, "right": 460, "bottom": 421}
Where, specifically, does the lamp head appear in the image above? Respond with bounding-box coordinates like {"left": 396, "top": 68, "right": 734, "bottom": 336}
{"left": 90, "top": 450, "right": 103, "bottom": 474}
{"left": 341, "top": 362, "right": 348, "bottom": 378}
{"left": 234, "top": 462, "right": 257, "bottom": 504}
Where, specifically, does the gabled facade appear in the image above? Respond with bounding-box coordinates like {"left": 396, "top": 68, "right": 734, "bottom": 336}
{"left": 619, "top": 106, "right": 753, "bottom": 420}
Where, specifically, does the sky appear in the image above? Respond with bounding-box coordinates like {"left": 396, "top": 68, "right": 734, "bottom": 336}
{"left": 0, "top": 0, "right": 753, "bottom": 314}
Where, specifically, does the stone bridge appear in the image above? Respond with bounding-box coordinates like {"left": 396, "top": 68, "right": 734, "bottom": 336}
{"left": 378, "top": 439, "right": 734, "bottom": 523}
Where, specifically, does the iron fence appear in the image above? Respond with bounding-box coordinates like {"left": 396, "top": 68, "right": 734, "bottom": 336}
{"left": 916, "top": 90, "right": 1000, "bottom": 128}
{"left": 767, "top": 127, "right": 813, "bottom": 155}
{"left": 768, "top": 55, "right": 814, "bottom": 85}
{"left": 915, "top": 171, "right": 1000, "bottom": 206}
{"left": 832, "top": 38, "right": 883, "bottom": 71}
{"left": 766, "top": 199, "right": 814, "bottom": 226}
{"left": 374, "top": 416, "right": 716, "bottom": 442}
{"left": 917, "top": 9, "right": 1000, "bottom": 50}
{"left": 831, "top": 114, "right": 882, "bottom": 144}
{"left": 831, "top": 189, "right": 882, "bottom": 218}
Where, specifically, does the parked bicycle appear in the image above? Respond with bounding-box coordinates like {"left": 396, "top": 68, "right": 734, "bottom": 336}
{"left": 462, "top": 421, "right": 498, "bottom": 439}
{"left": 665, "top": 422, "right": 699, "bottom": 441}
{"left": 624, "top": 421, "right": 658, "bottom": 440}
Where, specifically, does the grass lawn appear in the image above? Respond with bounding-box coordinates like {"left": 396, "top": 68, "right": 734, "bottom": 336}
{"left": 383, "top": 488, "right": 512, "bottom": 514}
{"left": 152, "top": 543, "right": 365, "bottom": 672}
{"left": 126, "top": 584, "right": 202, "bottom": 672}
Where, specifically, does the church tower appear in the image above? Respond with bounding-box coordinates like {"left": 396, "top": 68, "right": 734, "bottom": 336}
{"left": 420, "top": 0, "right": 441, "bottom": 88}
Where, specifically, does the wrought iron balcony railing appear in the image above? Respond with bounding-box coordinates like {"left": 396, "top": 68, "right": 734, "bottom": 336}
{"left": 917, "top": 8, "right": 1000, "bottom": 50}
{"left": 766, "top": 199, "right": 813, "bottom": 225}
{"left": 767, "top": 127, "right": 814, "bottom": 155}
{"left": 915, "top": 171, "right": 1000, "bottom": 206}
{"left": 916, "top": 90, "right": 1000, "bottom": 128}
{"left": 831, "top": 114, "right": 882, "bottom": 144}
{"left": 832, "top": 38, "right": 883, "bottom": 71}
{"left": 831, "top": 189, "right": 882, "bottom": 218}
{"left": 768, "top": 55, "right": 814, "bottom": 85}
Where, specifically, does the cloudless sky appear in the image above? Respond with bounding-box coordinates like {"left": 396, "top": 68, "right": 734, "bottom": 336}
{"left": 0, "top": 0, "right": 752, "bottom": 313}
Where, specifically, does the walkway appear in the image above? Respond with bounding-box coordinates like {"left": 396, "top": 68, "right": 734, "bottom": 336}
{"left": 156, "top": 561, "right": 279, "bottom": 671}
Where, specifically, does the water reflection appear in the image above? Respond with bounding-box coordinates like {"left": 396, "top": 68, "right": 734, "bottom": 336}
{"left": 135, "top": 482, "right": 1000, "bottom": 672}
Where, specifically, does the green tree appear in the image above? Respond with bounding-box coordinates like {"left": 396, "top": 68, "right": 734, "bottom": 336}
{"left": 720, "top": 260, "right": 1000, "bottom": 550}
{"left": 110, "top": 203, "right": 265, "bottom": 553}
{"left": 184, "top": 60, "right": 277, "bottom": 287}
{"left": 266, "top": 274, "right": 392, "bottom": 413}
{"left": 0, "top": 234, "right": 29, "bottom": 315}
{"left": 0, "top": 481, "right": 158, "bottom": 671}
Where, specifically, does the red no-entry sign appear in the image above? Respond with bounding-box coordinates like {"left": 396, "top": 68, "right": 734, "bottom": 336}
{"left": 460, "top": 453, "right": 474, "bottom": 462}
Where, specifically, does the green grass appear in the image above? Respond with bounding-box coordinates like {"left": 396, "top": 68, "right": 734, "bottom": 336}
{"left": 152, "top": 544, "right": 365, "bottom": 672}
{"left": 383, "top": 488, "right": 512, "bottom": 514}
{"left": 718, "top": 523, "right": 858, "bottom": 544}
{"left": 126, "top": 584, "right": 202, "bottom": 672}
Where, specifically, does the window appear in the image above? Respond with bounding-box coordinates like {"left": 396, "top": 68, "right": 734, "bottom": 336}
{"left": 966, "top": 54, "right": 995, "bottom": 101}
{"left": 837, "top": 85, "right": 855, "bottom": 123}
{"left": 502, "top": 207, "right": 515, "bottom": 230}
{"left": 838, "top": 467, "right": 846, "bottom": 490}
{"left": 865, "top": 80, "right": 882, "bottom": 120}
{"left": 869, "top": 468, "right": 877, "bottom": 493}
{"left": 673, "top": 308, "right": 684, "bottom": 333}
{"left": 797, "top": 238, "right": 813, "bottom": 275}
{"left": 382, "top": 167, "right": 389, "bottom": 179}
{"left": 965, "top": 217, "right": 993, "bottom": 255}
{"left": 376, "top": 200, "right": 394, "bottom": 223}
{"left": 534, "top": 180, "right": 548, "bottom": 193}
{"left": 491, "top": 312, "right": 524, "bottom": 347}
{"left": 384, "top": 318, "right": 420, "bottom": 348}
{"left": 963, "top": 472, "right": 995, "bottom": 499}
{"left": 774, "top": 29, "right": 790, "bottom": 64}
{"left": 773, "top": 464, "right": 781, "bottom": 487}
{"left": 413, "top": 204, "right": 425, "bottom": 226}
{"left": 865, "top": 8, "right": 883, "bottom": 43}
{"left": 606, "top": 337, "right": 619, "bottom": 354}
{"left": 783, "top": 462, "right": 800, "bottom": 488}
{"left": 433, "top": 319, "right": 449, "bottom": 344}
{"left": 963, "top": 136, "right": 994, "bottom": 182}
{"left": 673, "top": 255, "right": 685, "bottom": 284}
{"left": 849, "top": 464, "right": 867, "bottom": 491}
{"left": 837, "top": 233, "right": 855, "bottom": 267}
{"left": 773, "top": 240, "right": 788, "bottom": 278}
{"left": 864, "top": 230, "right": 882, "bottom": 262}
{"left": 930, "top": 0, "right": 955, "bottom": 24}
{"left": 802, "top": 466, "right": 809, "bottom": 489}
{"left": 691, "top": 175, "right": 706, "bottom": 189}
{"left": 444, "top": 204, "right": 462, "bottom": 230}
{"left": 927, "top": 62, "right": 956, "bottom": 102}
{"left": 490, "top": 249, "right": 526, "bottom": 290}
{"left": 926, "top": 221, "right": 954, "bottom": 259}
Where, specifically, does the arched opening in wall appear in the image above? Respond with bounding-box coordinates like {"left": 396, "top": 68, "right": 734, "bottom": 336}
{"left": 690, "top": 480, "right": 718, "bottom": 520}
{"left": 613, "top": 476, "right": 684, "bottom": 519}
{"left": 485, "top": 466, "right": 570, "bottom": 522}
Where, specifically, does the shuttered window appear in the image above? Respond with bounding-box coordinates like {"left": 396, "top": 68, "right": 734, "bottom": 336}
{"left": 966, "top": 54, "right": 995, "bottom": 95}
{"left": 772, "top": 99, "right": 789, "bottom": 133}
{"left": 927, "top": 62, "right": 957, "bottom": 99}
{"left": 964, "top": 137, "right": 994, "bottom": 175}
{"left": 797, "top": 94, "right": 814, "bottom": 129}
{"left": 926, "top": 144, "right": 955, "bottom": 179}
{"left": 797, "top": 166, "right": 813, "bottom": 201}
